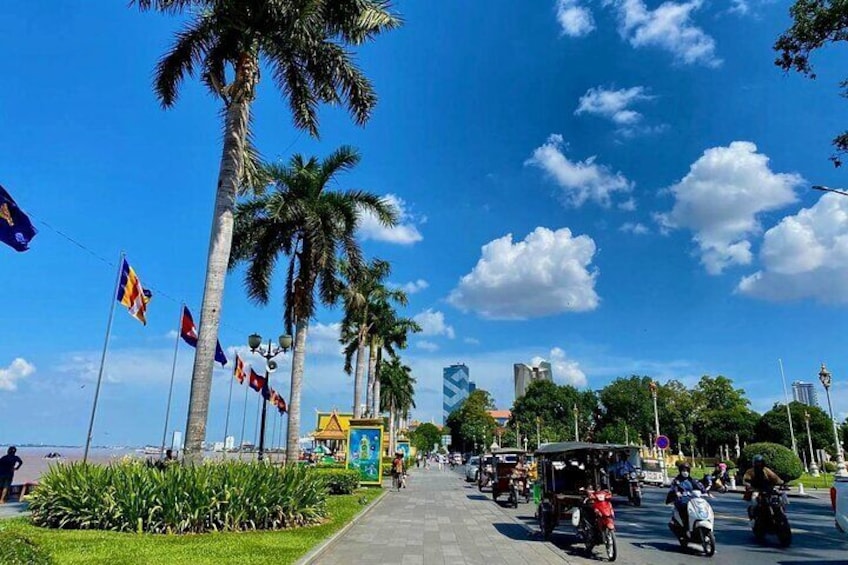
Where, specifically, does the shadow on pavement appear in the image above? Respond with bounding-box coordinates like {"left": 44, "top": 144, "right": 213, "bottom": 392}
{"left": 492, "top": 522, "right": 533, "bottom": 541}
{"left": 465, "top": 494, "right": 488, "bottom": 501}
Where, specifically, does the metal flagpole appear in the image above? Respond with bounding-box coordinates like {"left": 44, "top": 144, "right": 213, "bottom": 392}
{"left": 253, "top": 394, "right": 261, "bottom": 449}
{"left": 84, "top": 252, "right": 125, "bottom": 463}
{"left": 159, "top": 304, "right": 183, "bottom": 459}
{"left": 270, "top": 408, "right": 278, "bottom": 457}
{"left": 238, "top": 382, "right": 249, "bottom": 460}
{"left": 778, "top": 359, "right": 799, "bottom": 455}
{"left": 222, "top": 359, "right": 236, "bottom": 460}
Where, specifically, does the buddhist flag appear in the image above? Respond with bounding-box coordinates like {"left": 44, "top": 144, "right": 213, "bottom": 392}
{"left": 116, "top": 258, "right": 152, "bottom": 325}
{"left": 0, "top": 185, "right": 37, "bottom": 252}
{"left": 248, "top": 369, "right": 266, "bottom": 393}
{"left": 233, "top": 355, "right": 246, "bottom": 384}
{"left": 179, "top": 306, "right": 227, "bottom": 366}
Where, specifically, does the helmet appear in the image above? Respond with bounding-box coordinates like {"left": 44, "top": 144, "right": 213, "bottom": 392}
{"left": 677, "top": 462, "right": 691, "bottom": 472}
{"left": 718, "top": 463, "right": 727, "bottom": 471}
{"left": 752, "top": 454, "right": 765, "bottom": 467}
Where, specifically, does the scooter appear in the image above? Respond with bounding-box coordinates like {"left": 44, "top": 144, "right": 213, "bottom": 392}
{"left": 574, "top": 488, "right": 617, "bottom": 561}
{"left": 507, "top": 477, "right": 520, "bottom": 508}
{"left": 668, "top": 489, "right": 716, "bottom": 557}
{"left": 750, "top": 486, "right": 791, "bottom": 547}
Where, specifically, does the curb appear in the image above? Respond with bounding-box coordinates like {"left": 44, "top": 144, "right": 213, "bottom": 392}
{"left": 296, "top": 488, "right": 389, "bottom": 565}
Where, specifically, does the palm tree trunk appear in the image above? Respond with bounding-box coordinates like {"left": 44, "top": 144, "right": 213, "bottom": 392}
{"left": 353, "top": 329, "right": 367, "bottom": 418}
{"left": 372, "top": 346, "right": 382, "bottom": 418}
{"left": 366, "top": 338, "right": 378, "bottom": 417}
{"left": 389, "top": 400, "right": 396, "bottom": 455}
{"left": 286, "top": 317, "right": 309, "bottom": 464}
{"left": 183, "top": 97, "right": 251, "bottom": 464}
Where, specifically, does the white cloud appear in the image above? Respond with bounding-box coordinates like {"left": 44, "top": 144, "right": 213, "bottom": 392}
{"left": 556, "top": 0, "right": 595, "bottom": 37}
{"left": 614, "top": 0, "right": 720, "bottom": 67}
{"left": 0, "top": 358, "right": 35, "bottom": 391}
{"left": 398, "top": 279, "right": 429, "bottom": 294}
{"left": 618, "top": 198, "right": 637, "bottom": 212}
{"left": 448, "top": 227, "right": 599, "bottom": 319}
{"left": 620, "top": 222, "right": 649, "bottom": 235}
{"left": 416, "top": 340, "right": 440, "bottom": 352}
{"left": 575, "top": 86, "right": 652, "bottom": 125}
{"left": 526, "top": 134, "right": 634, "bottom": 208}
{"left": 464, "top": 337, "right": 481, "bottom": 345}
{"left": 165, "top": 329, "right": 179, "bottom": 340}
{"left": 413, "top": 309, "right": 455, "bottom": 339}
{"left": 359, "top": 194, "right": 423, "bottom": 245}
{"left": 737, "top": 193, "right": 848, "bottom": 302}
{"left": 531, "top": 348, "right": 588, "bottom": 387}
{"left": 657, "top": 141, "right": 802, "bottom": 274}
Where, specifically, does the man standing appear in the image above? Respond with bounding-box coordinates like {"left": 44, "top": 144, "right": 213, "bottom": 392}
{"left": 0, "top": 446, "right": 23, "bottom": 503}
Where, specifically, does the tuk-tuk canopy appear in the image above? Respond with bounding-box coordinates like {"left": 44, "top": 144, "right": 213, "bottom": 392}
{"left": 535, "top": 441, "right": 632, "bottom": 456}
{"left": 492, "top": 447, "right": 528, "bottom": 455}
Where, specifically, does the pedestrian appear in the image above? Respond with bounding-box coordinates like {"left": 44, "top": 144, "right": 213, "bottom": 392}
{"left": 0, "top": 446, "right": 23, "bottom": 504}
{"left": 416, "top": 454, "right": 421, "bottom": 468}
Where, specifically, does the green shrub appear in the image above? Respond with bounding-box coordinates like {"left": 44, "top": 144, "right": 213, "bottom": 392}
{"left": 28, "top": 461, "right": 327, "bottom": 534}
{"left": 310, "top": 468, "right": 360, "bottom": 494}
{"left": 0, "top": 532, "right": 53, "bottom": 565}
{"left": 738, "top": 442, "right": 804, "bottom": 482}
{"left": 823, "top": 461, "right": 838, "bottom": 473}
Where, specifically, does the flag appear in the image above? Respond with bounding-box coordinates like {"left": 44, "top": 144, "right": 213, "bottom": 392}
{"left": 179, "top": 306, "right": 227, "bottom": 366}
{"left": 116, "top": 258, "right": 152, "bottom": 325}
{"left": 261, "top": 383, "right": 271, "bottom": 401}
{"left": 277, "top": 396, "right": 287, "bottom": 415}
{"left": 233, "top": 355, "right": 246, "bottom": 384}
{"left": 248, "top": 369, "right": 266, "bottom": 392}
{"left": 0, "top": 185, "right": 37, "bottom": 252}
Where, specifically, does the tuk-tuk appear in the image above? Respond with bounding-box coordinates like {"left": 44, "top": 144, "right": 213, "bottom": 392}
{"left": 536, "top": 442, "right": 624, "bottom": 561}
{"left": 491, "top": 448, "right": 529, "bottom": 506}
{"left": 477, "top": 452, "right": 495, "bottom": 491}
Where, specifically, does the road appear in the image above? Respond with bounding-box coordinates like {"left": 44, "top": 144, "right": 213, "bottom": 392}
{"left": 456, "top": 465, "right": 848, "bottom": 564}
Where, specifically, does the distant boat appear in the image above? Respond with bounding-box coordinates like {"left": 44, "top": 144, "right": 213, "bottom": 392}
{"left": 141, "top": 446, "right": 163, "bottom": 456}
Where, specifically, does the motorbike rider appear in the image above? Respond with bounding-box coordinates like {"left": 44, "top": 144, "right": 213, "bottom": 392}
{"left": 743, "top": 454, "right": 784, "bottom": 519}
{"left": 613, "top": 451, "right": 636, "bottom": 480}
{"left": 665, "top": 462, "right": 707, "bottom": 529}
{"left": 703, "top": 461, "right": 728, "bottom": 490}
{"left": 510, "top": 455, "right": 528, "bottom": 495}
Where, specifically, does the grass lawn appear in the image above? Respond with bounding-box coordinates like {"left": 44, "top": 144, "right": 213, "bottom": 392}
{"left": 0, "top": 488, "right": 383, "bottom": 565}
{"left": 790, "top": 472, "right": 835, "bottom": 490}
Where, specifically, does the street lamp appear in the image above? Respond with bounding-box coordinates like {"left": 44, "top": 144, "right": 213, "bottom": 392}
{"left": 249, "top": 332, "right": 292, "bottom": 461}
{"left": 649, "top": 381, "right": 669, "bottom": 485}
{"left": 805, "top": 411, "right": 820, "bottom": 477}
{"left": 573, "top": 404, "right": 579, "bottom": 442}
{"left": 818, "top": 363, "right": 848, "bottom": 477}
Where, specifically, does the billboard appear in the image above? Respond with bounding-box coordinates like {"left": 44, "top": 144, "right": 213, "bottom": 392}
{"left": 347, "top": 425, "right": 384, "bottom": 485}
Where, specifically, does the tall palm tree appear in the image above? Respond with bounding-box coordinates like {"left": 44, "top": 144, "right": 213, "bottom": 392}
{"left": 231, "top": 146, "right": 396, "bottom": 464}
{"left": 380, "top": 357, "right": 416, "bottom": 454}
{"left": 368, "top": 303, "right": 420, "bottom": 417}
{"left": 338, "top": 259, "right": 403, "bottom": 418}
{"left": 135, "top": 0, "right": 400, "bottom": 462}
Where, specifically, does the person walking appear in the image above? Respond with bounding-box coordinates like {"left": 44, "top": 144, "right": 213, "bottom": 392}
{"left": 391, "top": 451, "right": 406, "bottom": 491}
{"left": 0, "top": 447, "right": 23, "bottom": 504}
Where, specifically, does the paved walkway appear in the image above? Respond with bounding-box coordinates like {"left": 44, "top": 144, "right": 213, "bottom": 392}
{"left": 313, "top": 470, "right": 568, "bottom": 565}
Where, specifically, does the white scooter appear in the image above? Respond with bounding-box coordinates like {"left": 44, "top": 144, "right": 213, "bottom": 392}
{"left": 668, "top": 489, "right": 716, "bottom": 557}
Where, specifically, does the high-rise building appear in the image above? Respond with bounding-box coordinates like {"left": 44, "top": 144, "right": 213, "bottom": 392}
{"left": 514, "top": 361, "right": 553, "bottom": 400}
{"left": 792, "top": 381, "right": 818, "bottom": 407}
{"left": 443, "top": 364, "right": 473, "bottom": 423}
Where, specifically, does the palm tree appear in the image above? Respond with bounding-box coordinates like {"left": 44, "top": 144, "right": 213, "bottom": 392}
{"left": 135, "top": 0, "right": 400, "bottom": 462}
{"left": 338, "top": 259, "right": 404, "bottom": 418}
{"left": 367, "top": 303, "right": 420, "bottom": 417}
{"left": 231, "top": 146, "right": 396, "bottom": 464}
{"left": 380, "top": 357, "right": 416, "bottom": 454}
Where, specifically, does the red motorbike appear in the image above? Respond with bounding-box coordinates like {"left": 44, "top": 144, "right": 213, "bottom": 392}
{"left": 576, "top": 488, "right": 617, "bottom": 561}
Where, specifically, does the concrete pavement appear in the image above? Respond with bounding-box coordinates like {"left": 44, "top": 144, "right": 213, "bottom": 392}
{"left": 312, "top": 468, "right": 567, "bottom": 565}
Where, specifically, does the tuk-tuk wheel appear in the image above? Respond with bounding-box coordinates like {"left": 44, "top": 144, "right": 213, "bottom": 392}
{"left": 539, "top": 504, "right": 553, "bottom": 540}
{"left": 492, "top": 489, "right": 499, "bottom": 501}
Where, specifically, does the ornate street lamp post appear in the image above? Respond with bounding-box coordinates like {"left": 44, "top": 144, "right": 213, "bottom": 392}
{"left": 805, "top": 411, "right": 820, "bottom": 477}
{"left": 249, "top": 333, "right": 292, "bottom": 461}
{"left": 818, "top": 363, "right": 848, "bottom": 478}
{"left": 573, "top": 404, "right": 579, "bottom": 442}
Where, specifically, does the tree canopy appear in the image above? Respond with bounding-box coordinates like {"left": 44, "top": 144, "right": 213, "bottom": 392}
{"left": 510, "top": 380, "right": 598, "bottom": 447}
{"left": 409, "top": 422, "right": 442, "bottom": 454}
{"left": 446, "top": 389, "right": 496, "bottom": 452}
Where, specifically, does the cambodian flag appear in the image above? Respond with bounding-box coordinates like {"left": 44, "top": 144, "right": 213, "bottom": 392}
{"left": 180, "top": 306, "right": 228, "bottom": 366}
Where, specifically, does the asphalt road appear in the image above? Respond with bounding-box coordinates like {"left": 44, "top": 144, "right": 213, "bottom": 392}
{"left": 456, "top": 465, "right": 848, "bottom": 564}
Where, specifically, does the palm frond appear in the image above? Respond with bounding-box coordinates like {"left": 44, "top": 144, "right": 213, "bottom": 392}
{"left": 153, "top": 13, "right": 216, "bottom": 107}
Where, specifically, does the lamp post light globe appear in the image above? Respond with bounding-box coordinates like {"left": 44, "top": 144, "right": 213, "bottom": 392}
{"left": 248, "top": 331, "right": 292, "bottom": 462}
{"left": 818, "top": 363, "right": 848, "bottom": 478}
{"left": 279, "top": 334, "right": 293, "bottom": 352}
{"left": 248, "top": 333, "right": 262, "bottom": 351}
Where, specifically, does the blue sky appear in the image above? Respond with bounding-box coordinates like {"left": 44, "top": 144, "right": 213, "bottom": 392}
{"left": 2, "top": 1, "right": 848, "bottom": 446}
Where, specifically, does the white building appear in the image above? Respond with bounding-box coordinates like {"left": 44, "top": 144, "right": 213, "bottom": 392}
{"left": 514, "top": 361, "right": 553, "bottom": 400}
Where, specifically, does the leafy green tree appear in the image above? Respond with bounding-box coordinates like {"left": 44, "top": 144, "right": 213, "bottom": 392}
{"left": 510, "top": 380, "right": 598, "bottom": 446}
{"left": 739, "top": 442, "right": 804, "bottom": 482}
{"left": 598, "top": 376, "right": 655, "bottom": 442}
{"left": 446, "top": 390, "right": 497, "bottom": 453}
{"left": 691, "top": 375, "right": 758, "bottom": 455}
{"left": 775, "top": 0, "right": 848, "bottom": 164}
{"left": 379, "top": 357, "right": 416, "bottom": 454}
{"left": 410, "top": 423, "right": 442, "bottom": 454}
{"left": 136, "top": 0, "right": 400, "bottom": 462}
{"left": 231, "top": 147, "right": 396, "bottom": 464}
{"left": 756, "top": 402, "right": 835, "bottom": 457}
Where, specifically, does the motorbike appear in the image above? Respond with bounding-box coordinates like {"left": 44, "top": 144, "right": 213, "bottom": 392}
{"left": 750, "top": 486, "right": 791, "bottom": 547}
{"left": 574, "top": 488, "right": 617, "bottom": 561}
{"left": 702, "top": 473, "right": 729, "bottom": 493}
{"left": 668, "top": 489, "right": 716, "bottom": 557}
{"left": 612, "top": 471, "right": 643, "bottom": 506}
{"left": 507, "top": 477, "right": 520, "bottom": 508}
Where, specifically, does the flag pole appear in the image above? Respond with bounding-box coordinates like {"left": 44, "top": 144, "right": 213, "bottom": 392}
{"left": 270, "top": 408, "right": 278, "bottom": 459}
{"left": 253, "top": 394, "right": 261, "bottom": 452}
{"left": 239, "top": 381, "right": 249, "bottom": 460}
{"left": 160, "top": 304, "right": 183, "bottom": 459}
{"left": 83, "top": 252, "right": 124, "bottom": 463}
{"left": 222, "top": 359, "right": 236, "bottom": 460}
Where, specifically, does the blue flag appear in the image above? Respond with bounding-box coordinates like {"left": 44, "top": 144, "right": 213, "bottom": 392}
{"left": 0, "top": 185, "right": 37, "bottom": 252}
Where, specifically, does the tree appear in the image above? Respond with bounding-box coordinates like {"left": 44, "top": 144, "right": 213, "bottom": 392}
{"left": 379, "top": 357, "right": 416, "bottom": 454}
{"left": 756, "top": 402, "right": 835, "bottom": 457}
{"left": 231, "top": 147, "right": 396, "bottom": 464}
{"left": 775, "top": 0, "right": 848, "bottom": 164}
{"left": 136, "top": 0, "right": 400, "bottom": 462}
{"left": 598, "top": 376, "right": 656, "bottom": 443}
{"left": 446, "top": 390, "right": 497, "bottom": 453}
{"left": 510, "top": 380, "right": 598, "bottom": 446}
{"left": 364, "top": 301, "right": 419, "bottom": 417}
{"left": 739, "top": 442, "right": 804, "bottom": 482}
{"left": 691, "top": 375, "right": 757, "bottom": 455}
{"left": 410, "top": 423, "right": 442, "bottom": 454}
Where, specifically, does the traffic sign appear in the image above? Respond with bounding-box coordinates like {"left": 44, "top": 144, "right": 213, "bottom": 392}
{"left": 655, "top": 435, "right": 670, "bottom": 450}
